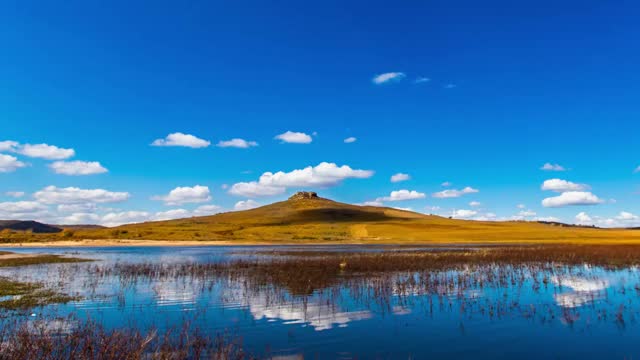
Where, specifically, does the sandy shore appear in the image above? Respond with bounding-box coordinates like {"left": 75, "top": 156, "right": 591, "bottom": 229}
{"left": 0, "top": 239, "right": 255, "bottom": 248}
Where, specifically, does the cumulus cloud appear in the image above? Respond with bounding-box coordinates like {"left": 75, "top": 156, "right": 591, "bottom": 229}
{"left": 0, "top": 154, "right": 26, "bottom": 173}
{"left": 390, "top": 173, "right": 410, "bottom": 183}
{"left": 542, "top": 191, "right": 604, "bottom": 208}
{"left": 49, "top": 161, "right": 108, "bottom": 175}
{"left": 216, "top": 138, "right": 258, "bottom": 148}
{"left": 152, "top": 185, "right": 211, "bottom": 206}
{"left": 343, "top": 137, "right": 357, "bottom": 144}
{"left": 228, "top": 182, "right": 286, "bottom": 198}
{"left": 101, "top": 211, "right": 152, "bottom": 227}
{"left": 575, "top": 212, "right": 593, "bottom": 224}
{"left": 518, "top": 210, "right": 537, "bottom": 217}
{"left": 0, "top": 201, "right": 48, "bottom": 220}
{"left": 432, "top": 187, "right": 479, "bottom": 199}
{"left": 372, "top": 72, "right": 405, "bottom": 84}
{"left": 5, "top": 191, "right": 25, "bottom": 198}
{"left": 541, "top": 179, "right": 589, "bottom": 192}
{"left": 192, "top": 205, "right": 222, "bottom": 216}
{"left": 18, "top": 143, "right": 75, "bottom": 160}
{"left": 151, "top": 132, "right": 210, "bottom": 148}
{"left": 362, "top": 201, "right": 384, "bottom": 207}
{"left": 469, "top": 201, "right": 481, "bottom": 207}
{"left": 0, "top": 141, "right": 18, "bottom": 152}
{"left": 541, "top": 163, "right": 566, "bottom": 171}
{"left": 376, "top": 190, "right": 426, "bottom": 202}
{"left": 154, "top": 209, "right": 191, "bottom": 221}
{"left": 452, "top": 209, "right": 477, "bottom": 219}
{"left": 234, "top": 199, "right": 260, "bottom": 211}
{"left": 274, "top": 131, "right": 313, "bottom": 144}
{"left": 56, "top": 203, "right": 98, "bottom": 213}
{"left": 229, "top": 162, "right": 373, "bottom": 197}
{"left": 0, "top": 140, "right": 75, "bottom": 160}
{"left": 617, "top": 211, "right": 639, "bottom": 221}
{"left": 34, "top": 186, "right": 130, "bottom": 205}
{"left": 441, "top": 182, "right": 452, "bottom": 187}
{"left": 60, "top": 212, "right": 101, "bottom": 225}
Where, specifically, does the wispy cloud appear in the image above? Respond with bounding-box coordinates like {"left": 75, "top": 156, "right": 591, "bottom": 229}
{"left": 541, "top": 163, "right": 566, "bottom": 171}
{"left": 216, "top": 138, "right": 258, "bottom": 148}
{"left": 372, "top": 72, "right": 406, "bottom": 85}
{"left": 274, "top": 131, "right": 313, "bottom": 144}
{"left": 151, "top": 132, "right": 210, "bottom": 148}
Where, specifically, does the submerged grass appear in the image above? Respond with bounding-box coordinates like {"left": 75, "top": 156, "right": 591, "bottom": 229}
{"left": 0, "top": 278, "right": 78, "bottom": 310}
{"left": 0, "top": 318, "right": 251, "bottom": 360}
{"left": 0, "top": 254, "right": 91, "bottom": 268}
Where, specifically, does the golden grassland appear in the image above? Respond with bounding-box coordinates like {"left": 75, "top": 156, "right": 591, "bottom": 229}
{"left": 1, "top": 196, "right": 639, "bottom": 245}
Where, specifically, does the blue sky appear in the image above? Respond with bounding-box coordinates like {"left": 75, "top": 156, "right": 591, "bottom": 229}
{"left": 1, "top": 0, "right": 639, "bottom": 227}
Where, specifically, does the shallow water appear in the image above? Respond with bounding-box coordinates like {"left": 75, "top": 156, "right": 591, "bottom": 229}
{"left": 2, "top": 246, "right": 640, "bottom": 359}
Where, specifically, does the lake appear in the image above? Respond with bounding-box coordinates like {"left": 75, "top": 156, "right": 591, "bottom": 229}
{"left": 1, "top": 245, "right": 639, "bottom": 359}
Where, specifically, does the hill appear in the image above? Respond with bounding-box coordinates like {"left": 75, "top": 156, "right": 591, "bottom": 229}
{"left": 63, "top": 191, "right": 640, "bottom": 244}
{"left": 0, "top": 220, "right": 62, "bottom": 234}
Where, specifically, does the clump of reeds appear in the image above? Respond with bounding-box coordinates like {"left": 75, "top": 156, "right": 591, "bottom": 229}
{"left": 0, "top": 317, "right": 251, "bottom": 360}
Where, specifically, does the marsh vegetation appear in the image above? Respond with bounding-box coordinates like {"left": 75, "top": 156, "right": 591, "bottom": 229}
{"left": 2, "top": 245, "right": 640, "bottom": 358}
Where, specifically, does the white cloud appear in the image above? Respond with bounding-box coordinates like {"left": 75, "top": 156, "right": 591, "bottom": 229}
{"left": 390, "top": 173, "right": 410, "bottom": 183}
{"left": 49, "top": 161, "right": 108, "bottom": 175}
{"left": 152, "top": 185, "right": 211, "bottom": 206}
{"left": 452, "top": 209, "right": 477, "bottom": 219}
{"left": 228, "top": 182, "right": 286, "bottom": 198}
{"left": 414, "top": 77, "right": 430, "bottom": 84}
{"left": 575, "top": 212, "right": 593, "bottom": 224}
{"left": 541, "top": 163, "right": 566, "bottom": 171}
{"left": 154, "top": 209, "right": 191, "bottom": 221}
{"left": 343, "top": 137, "right": 357, "bottom": 144}
{"left": 101, "top": 211, "right": 151, "bottom": 227}
{"left": 34, "top": 186, "right": 130, "bottom": 205}
{"left": 216, "top": 138, "right": 258, "bottom": 148}
{"left": 518, "top": 210, "right": 537, "bottom": 217}
{"left": 372, "top": 72, "right": 405, "bottom": 85}
{"left": 432, "top": 187, "right": 479, "bottom": 199}
{"left": 542, "top": 191, "right": 604, "bottom": 208}
{"left": 469, "top": 201, "right": 481, "bottom": 207}
{"left": 0, "top": 201, "right": 48, "bottom": 220}
{"left": 517, "top": 204, "right": 526, "bottom": 209}
{"left": 229, "top": 162, "right": 373, "bottom": 197}
{"left": 14, "top": 143, "right": 75, "bottom": 160}
{"left": 5, "top": 191, "right": 25, "bottom": 198}
{"left": 362, "top": 201, "right": 384, "bottom": 207}
{"left": 274, "top": 131, "right": 313, "bottom": 144}
{"left": 0, "top": 154, "right": 26, "bottom": 173}
{"left": 444, "top": 83, "right": 456, "bottom": 89}
{"left": 376, "top": 190, "right": 426, "bottom": 202}
{"left": 56, "top": 203, "right": 98, "bottom": 213}
{"left": 541, "top": 179, "right": 589, "bottom": 192}
{"left": 534, "top": 216, "right": 560, "bottom": 222}
{"left": 151, "top": 132, "right": 210, "bottom": 148}
{"left": 192, "top": 205, "right": 222, "bottom": 216}
{"left": 60, "top": 212, "right": 101, "bottom": 225}
{"left": 616, "top": 211, "right": 639, "bottom": 221}
{"left": 635, "top": 166, "right": 640, "bottom": 173}
{"left": 0, "top": 141, "right": 18, "bottom": 152}
{"left": 234, "top": 199, "right": 260, "bottom": 211}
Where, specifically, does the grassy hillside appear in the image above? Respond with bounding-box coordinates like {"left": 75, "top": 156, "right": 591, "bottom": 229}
{"left": 0, "top": 220, "right": 62, "bottom": 234}
{"left": 2, "top": 192, "right": 640, "bottom": 244}
{"left": 58, "top": 192, "right": 640, "bottom": 244}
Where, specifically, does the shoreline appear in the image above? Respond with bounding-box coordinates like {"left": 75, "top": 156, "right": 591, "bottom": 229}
{"left": 2, "top": 238, "right": 640, "bottom": 248}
